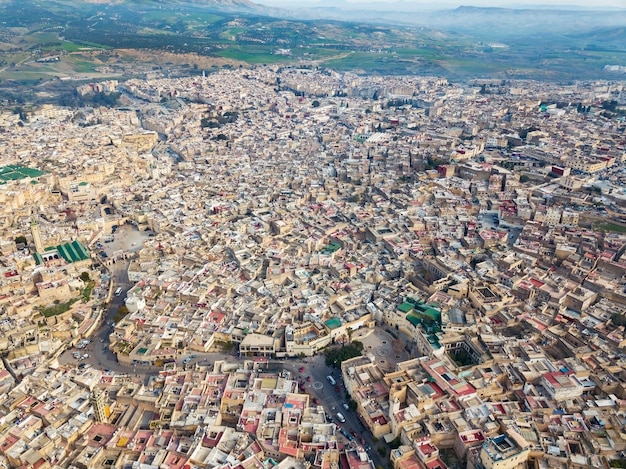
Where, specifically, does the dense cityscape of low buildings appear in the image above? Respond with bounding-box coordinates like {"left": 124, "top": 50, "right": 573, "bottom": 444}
{"left": 0, "top": 67, "right": 625, "bottom": 468}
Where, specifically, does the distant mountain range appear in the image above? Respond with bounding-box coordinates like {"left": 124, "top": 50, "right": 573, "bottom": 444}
{"left": 260, "top": 0, "right": 626, "bottom": 10}
{"left": 34, "top": 0, "right": 626, "bottom": 36}
{"left": 264, "top": 3, "right": 626, "bottom": 34}
{"left": 171, "top": 0, "right": 257, "bottom": 7}
{"left": 81, "top": 0, "right": 258, "bottom": 6}
{"left": 1, "top": 0, "right": 624, "bottom": 80}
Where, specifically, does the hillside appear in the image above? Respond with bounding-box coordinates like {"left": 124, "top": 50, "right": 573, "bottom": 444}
{"left": 0, "top": 0, "right": 624, "bottom": 84}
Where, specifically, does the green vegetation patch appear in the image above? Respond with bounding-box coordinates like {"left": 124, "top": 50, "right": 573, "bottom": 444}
{"left": 609, "top": 458, "right": 626, "bottom": 468}
{"left": 48, "top": 41, "right": 85, "bottom": 52}
{"left": 323, "top": 51, "right": 381, "bottom": 69}
{"left": 611, "top": 313, "right": 626, "bottom": 328}
{"left": 324, "top": 341, "right": 364, "bottom": 368}
{"left": 64, "top": 56, "right": 97, "bottom": 73}
{"left": 114, "top": 305, "right": 129, "bottom": 324}
{"left": 40, "top": 298, "right": 79, "bottom": 318}
{"left": 25, "top": 31, "right": 60, "bottom": 44}
{"left": 81, "top": 283, "right": 94, "bottom": 302}
{"left": 451, "top": 348, "right": 477, "bottom": 367}
{"left": 594, "top": 222, "right": 626, "bottom": 233}
{"left": 216, "top": 46, "right": 291, "bottom": 64}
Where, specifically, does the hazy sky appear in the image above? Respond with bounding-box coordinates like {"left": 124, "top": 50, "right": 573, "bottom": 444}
{"left": 260, "top": 0, "right": 625, "bottom": 7}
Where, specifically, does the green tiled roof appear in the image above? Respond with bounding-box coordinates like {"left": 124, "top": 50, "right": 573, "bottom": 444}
{"left": 321, "top": 242, "right": 341, "bottom": 254}
{"left": 406, "top": 313, "right": 421, "bottom": 326}
{"left": 57, "top": 240, "right": 89, "bottom": 263}
{"left": 0, "top": 165, "right": 45, "bottom": 182}
{"left": 38, "top": 240, "right": 90, "bottom": 264}
{"left": 325, "top": 317, "right": 342, "bottom": 329}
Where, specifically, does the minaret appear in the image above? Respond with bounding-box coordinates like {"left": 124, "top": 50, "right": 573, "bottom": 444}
{"left": 30, "top": 217, "right": 44, "bottom": 253}
{"left": 90, "top": 388, "right": 108, "bottom": 422}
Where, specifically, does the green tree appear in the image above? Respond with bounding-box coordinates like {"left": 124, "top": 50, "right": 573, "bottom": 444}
{"left": 324, "top": 342, "right": 364, "bottom": 367}
{"left": 611, "top": 313, "right": 626, "bottom": 328}
{"left": 113, "top": 305, "right": 129, "bottom": 323}
{"left": 390, "top": 437, "right": 402, "bottom": 449}
{"left": 80, "top": 272, "right": 91, "bottom": 283}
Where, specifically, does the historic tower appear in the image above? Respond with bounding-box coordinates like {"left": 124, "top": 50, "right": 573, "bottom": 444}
{"left": 90, "top": 388, "right": 108, "bottom": 422}
{"left": 30, "top": 217, "right": 44, "bottom": 253}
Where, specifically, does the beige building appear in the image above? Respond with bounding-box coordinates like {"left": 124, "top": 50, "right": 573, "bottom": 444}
{"left": 239, "top": 333, "right": 280, "bottom": 357}
{"left": 478, "top": 433, "right": 530, "bottom": 469}
{"left": 284, "top": 323, "right": 332, "bottom": 357}
{"left": 559, "top": 175, "right": 584, "bottom": 191}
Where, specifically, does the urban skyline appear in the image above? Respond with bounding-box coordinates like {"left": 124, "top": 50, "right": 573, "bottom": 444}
{"left": 0, "top": 1, "right": 625, "bottom": 467}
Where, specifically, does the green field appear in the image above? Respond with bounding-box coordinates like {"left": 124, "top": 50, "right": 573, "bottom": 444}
{"left": 1, "top": 0, "right": 624, "bottom": 82}
{"left": 143, "top": 10, "right": 223, "bottom": 25}
{"left": 217, "top": 46, "right": 292, "bottom": 64}
{"left": 594, "top": 222, "right": 626, "bottom": 233}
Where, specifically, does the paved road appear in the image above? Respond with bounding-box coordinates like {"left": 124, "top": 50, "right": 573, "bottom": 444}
{"left": 59, "top": 224, "right": 154, "bottom": 375}
{"left": 277, "top": 354, "right": 383, "bottom": 467}
{"left": 61, "top": 222, "right": 391, "bottom": 465}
